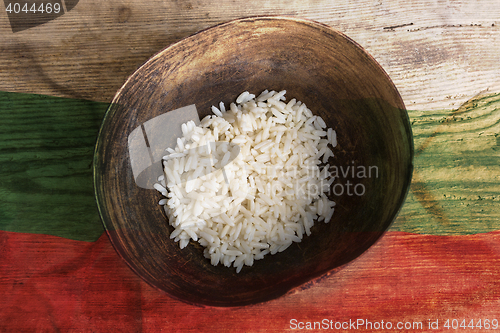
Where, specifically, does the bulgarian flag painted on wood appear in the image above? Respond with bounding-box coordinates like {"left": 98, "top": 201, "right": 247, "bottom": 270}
{"left": 1, "top": 91, "right": 499, "bottom": 332}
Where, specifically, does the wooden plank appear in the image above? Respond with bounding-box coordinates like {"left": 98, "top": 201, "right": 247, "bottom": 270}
{"left": 0, "top": 0, "right": 499, "bottom": 110}
{"left": 0, "top": 91, "right": 107, "bottom": 241}
{"left": 392, "top": 92, "right": 500, "bottom": 234}
{"left": 0, "top": 90, "right": 498, "bottom": 239}
{"left": 2, "top": 229, "right": 500, "bottom": 330}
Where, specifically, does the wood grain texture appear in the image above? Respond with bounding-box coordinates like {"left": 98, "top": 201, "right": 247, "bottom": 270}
{"left": 0, "top": 90, "right": 497, "bottom": 244}
{"left": 2, "top": 229, "right": 500, "bottom": 331}
{"left": 0, "top": 0, "right": 499, "bottom": 110}
{"left": 392, "top": 92, "right": 500, "bottom": 234}
{"left": 0, "top": 0, "right": 499, "bottom": 326}
{"left": 0, "top": 91, "right": 107, "bottom": 241}
{"left": 0, "top": 90, "right": 497, "bottom": 242}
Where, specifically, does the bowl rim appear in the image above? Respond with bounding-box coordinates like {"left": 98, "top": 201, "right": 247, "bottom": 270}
{"left": 93, "top": 15, "right": 415, "bottom": 307}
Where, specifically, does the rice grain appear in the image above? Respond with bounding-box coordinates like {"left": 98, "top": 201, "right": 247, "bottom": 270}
{"left": 156, "top": 90, "right": 337, "bottom": 272}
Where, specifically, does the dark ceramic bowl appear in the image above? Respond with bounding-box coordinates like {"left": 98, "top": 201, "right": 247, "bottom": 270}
{"left": 93, "top": 16, "right": 413, "bottom": 307}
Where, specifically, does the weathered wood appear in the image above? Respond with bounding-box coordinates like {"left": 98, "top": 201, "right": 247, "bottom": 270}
{"left": 0, "top": 90, "right": 497, "bottom": 242}
{"left": 0, "top": 0, "right": 499, "bottom": 110}
{"left": 0, "top": 0, "right": 500, "bottom": 323}
{"left": 0, "top": 91, "right": 107, "bottom": 241}
{"left": 392, "top": 92, "right": 500, "bottom": 234}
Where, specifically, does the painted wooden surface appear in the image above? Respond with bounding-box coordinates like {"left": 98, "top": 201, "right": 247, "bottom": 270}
{"left": 1, "top": 0, "right": 500, "bottom": 330}
{"left": 394, "top": 92, "right": 500, "bottom": 235}
{"left": 1, "top": 0, "right": 499, "bottom": 109}
{"left": 0, "top": 90, "right": 498, "bottom": 241}
{"left": 0, "top": 91, "right": 105, "bottom": 241}
{"left": 2, "top": 230, "right": 500, "bottom": 331}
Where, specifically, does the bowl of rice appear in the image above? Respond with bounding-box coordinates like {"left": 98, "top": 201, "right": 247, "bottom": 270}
{"left": 93, "top": 16, "right": 413, "bottom": 307}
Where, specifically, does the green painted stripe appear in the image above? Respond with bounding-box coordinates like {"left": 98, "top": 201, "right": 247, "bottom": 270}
{"left": 0, "top": 91, "right": 498, "bottom": 239}
{"left": 391, "top": 93, "right": 500, "bottom": 234}
{"left": 0, "top": 91, "right": 107, "bottom": 241}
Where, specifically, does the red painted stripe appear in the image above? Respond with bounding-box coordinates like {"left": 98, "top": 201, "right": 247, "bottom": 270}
{"left": 2, "top": 230, "right": 500, "bottom": 332}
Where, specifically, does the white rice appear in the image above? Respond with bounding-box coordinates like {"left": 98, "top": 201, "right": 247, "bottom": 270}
{"left": 156, "top": 90, "right": 337, "bottom": 273}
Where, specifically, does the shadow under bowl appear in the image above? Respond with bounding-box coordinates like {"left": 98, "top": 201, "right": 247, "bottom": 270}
{"left": 93, "top": 16, "right": 414, "bottom": 307}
